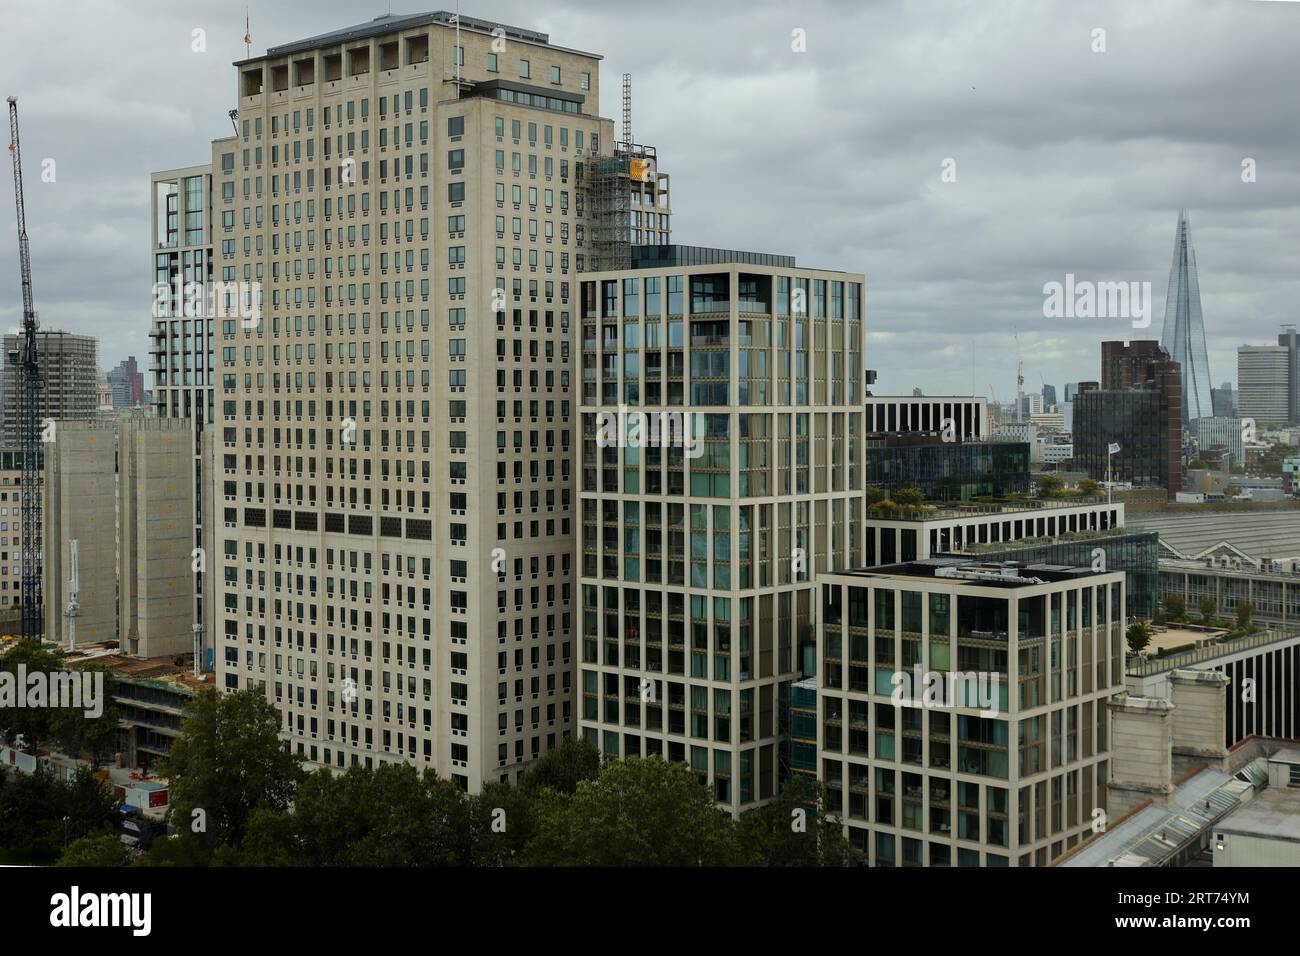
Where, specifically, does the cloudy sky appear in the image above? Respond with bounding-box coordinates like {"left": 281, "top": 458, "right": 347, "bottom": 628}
{"left": 0, "top": 0, "right": 1296, "bottom": 400}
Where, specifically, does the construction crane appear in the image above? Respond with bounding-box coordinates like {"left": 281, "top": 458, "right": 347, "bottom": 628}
{"left": 7, "top": 96, "right": 44, "bottom": 640}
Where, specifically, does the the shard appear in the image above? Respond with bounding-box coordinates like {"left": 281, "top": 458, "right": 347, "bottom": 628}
{"left": 1159, "top": 209, "right": 1213, "bottom": 423}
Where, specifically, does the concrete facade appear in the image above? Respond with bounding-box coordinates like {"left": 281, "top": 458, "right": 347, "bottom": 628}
{"left": 1106, "top": 695, "right": 1174, "bottom": 816}
{"left": 43, "top": 422, "right": 117, "bottom": 647}
{"left": 119, "top": 417, "right": 195, "bottom": 658}
{"left": 212, "top": 11, "right": 626, "bottom": 789}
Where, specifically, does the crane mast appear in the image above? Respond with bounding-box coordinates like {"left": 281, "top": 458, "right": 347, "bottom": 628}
{"left": 7, "top": 96, "right": 44, "bottom": 640}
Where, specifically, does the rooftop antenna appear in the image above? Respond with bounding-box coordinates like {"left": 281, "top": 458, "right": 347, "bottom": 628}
{"left": 454, "top": 2, "right": 461, "bottom": 96}
{"left": 243, "top": 6, "right": 251, "bottom": 60}
{"left": 622, "top": 73, "right": 632, "bottom": 146}
{"left": 1014, "top": 328, "right": 1024, "bottom": 423}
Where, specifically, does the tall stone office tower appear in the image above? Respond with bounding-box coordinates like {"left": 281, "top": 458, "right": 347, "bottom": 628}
{"left": 212, "top": 11, "right": 667, "bottom": 790}
{"left": 1158, "top": 209, "right": 1213, "bottom": 424}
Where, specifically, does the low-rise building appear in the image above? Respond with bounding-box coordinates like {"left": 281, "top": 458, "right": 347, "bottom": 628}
{"left": 817, "top": 558, "right": 1126, "bottom": 866}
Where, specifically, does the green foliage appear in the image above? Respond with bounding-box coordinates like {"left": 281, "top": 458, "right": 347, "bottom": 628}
{"left": 0, "top": 766, "right": 118, "bottom": 864}
{"left": 1038, "top": 474, "right": 1065, "bottom": 497}
{"left": 518, "top": 734, "right": 600, "bottom": 796}
{"left": 131, "top": 724, "right": 859, "bottom": 868}
{"left": 0, "top": 641, "right": 118, "bottom": 761}
{"left": 159, "top": 686, "right": 305, "bottom": 862}
{"left": 522, "top": 758, "right": 742, "bottom": 866}
{"left": 1163, "top": 594, "right": 1186, "bottom": 621}
{"left": 735, "top": 782, "right": 858, "bottom": 866}
{"left": 1199, "top": 596, "right": 1217, "bottom": 625}
{"left": 1235, "top": 599, "right": 1255, "bottom": 630}
{"left": 58, "top": 832, "right": 135, "bottom": 867}
{"left": 1076, "top": 477, "right": 1100, "bottom": 496}
{"left": 864, "top": 486, "right": 887, "bottom": 506}
{"left": 223, "top": 763, "right": 475, "bottom": 866}
{"left": 1126, "top": 619, "right": 1152, "bottom": 656}
{"left": 892, "top": 487, "right": 925, "bottom": 506}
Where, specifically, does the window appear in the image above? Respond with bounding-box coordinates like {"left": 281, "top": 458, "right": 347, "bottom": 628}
{"left": 447, "top": 116, "right": 464, "bottom": 137}
{"left": 447, "top": 149, "right": 465, "bottom": 169}
{"left": 519, "top": 59, "right": 530, "bottom": 79}
{"left": 580, "top": 72, "right": 590, "bottom": 90}
{"left": 487, "top": 53, "right": 498, "bottom": 72}
{"left": 448, "top": 182, "right": 465, "bottom": 202}
{"left": 550, "top": 65, "right": 561, "bottom": 84}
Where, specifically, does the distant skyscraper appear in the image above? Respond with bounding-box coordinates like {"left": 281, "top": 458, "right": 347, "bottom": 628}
{"left": 1237, "top": 345, "right": 1290, "bottom": 424}
{"left": 1211, "top": 381, "right": 1237, "bottom": 418}
{"left": 1159, "top": 209, "right": 1213, "bottom": 423}
{"left": 1278, "top": 327, "right": 1300, "bottom": 423}
{"left": 1, "top": 330, "right": 98, "bottom": 445}
{"left": 106, "top": 356, "right": 145, "bottom": 409}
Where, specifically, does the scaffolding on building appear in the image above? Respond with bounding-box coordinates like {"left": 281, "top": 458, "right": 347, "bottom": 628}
{"left": 592, "top": 142, "right": 666, "bottom": 273}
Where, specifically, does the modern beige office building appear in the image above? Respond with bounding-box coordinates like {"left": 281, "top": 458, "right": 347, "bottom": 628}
{"left": 817, "top": 559, "right": 1126, "bottom": 865}
{"left": 211, "top": 11, "right": 670, "bottom": 788}
{"left": 119, "top": 416, "right": 196, "bottom": 658}
{"left": 43, "top": 422, "right": 117, "bottom": 647}
{"left": 576, "top": 256, "right": 867, "bottom": 810}
{"left": 150, "top": 156, "right": 232, "bottom": 652}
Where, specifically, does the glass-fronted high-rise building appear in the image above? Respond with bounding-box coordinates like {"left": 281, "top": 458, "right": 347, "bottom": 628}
{"left": 1159, "top": 209, "right": 1213, "bottom": 424}
{"left": 577, "top": 257, "right": 867, "bottom": 811}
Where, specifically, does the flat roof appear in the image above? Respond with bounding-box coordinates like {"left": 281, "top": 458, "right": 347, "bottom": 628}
{"left": 627, "top": 244, "right": 797, "bottom": 270}
{"left": 238, "top": 11, "right": 601, "bottom": 65}
{"left": 1217, "top": 787, "right": 1300, "bottom": 844}
{"left": 835, "top": 558, "right": 1108, "bottom": 588}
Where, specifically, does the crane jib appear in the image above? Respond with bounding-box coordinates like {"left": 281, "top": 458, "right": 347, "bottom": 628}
{"left": 7, "top": 96, "right": 44, "bottom": 640}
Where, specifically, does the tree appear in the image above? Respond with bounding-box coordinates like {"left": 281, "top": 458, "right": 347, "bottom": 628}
{"left": 735, "top": 782, "right": 857, "bottom": 866}
{"left": 519, "top": 734, "right": 600, "bottom": 796}
{"left": 523, "top": 758, "right": 742, "bottom": 866}
{"left": 1199, "top": 596, "right": 1217, "bottom": 626}
{"left": 469, "top": 780, "right": 535, "bottom": 867}
{"left": 226, "top": 763, "right": 476, "bottom": 867}
{"left": 0, "top": 642, "right": 118, "bottom": 763}
{"left": 1038, "top": 475, "right": 1064, "bottom": 497}
{"left": 1126, "top": 619, "right": 1152, "bottom": 656}
{"left": 892, "top": 487, "right": 925, "bottom": 507}
{"left": 1236, "top": 599, "right": 1256, "bottom": 631}
{"left": 0, "top": 767, "right": 118, "bottom": 864}
{"left": 161, "top": 687, "right": 305, "bottom": 861}
{"left": 1164, "top": 594, "right": 1186, "bottom": 621}
{"left": 864, "top": 486, "right": 887, "bottom": 506}
{"left": 1077, "top": 477, "right": 1100, "bottom": 496}
{"left": 58, "top": 833, "right": 134, "bottom": 867}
